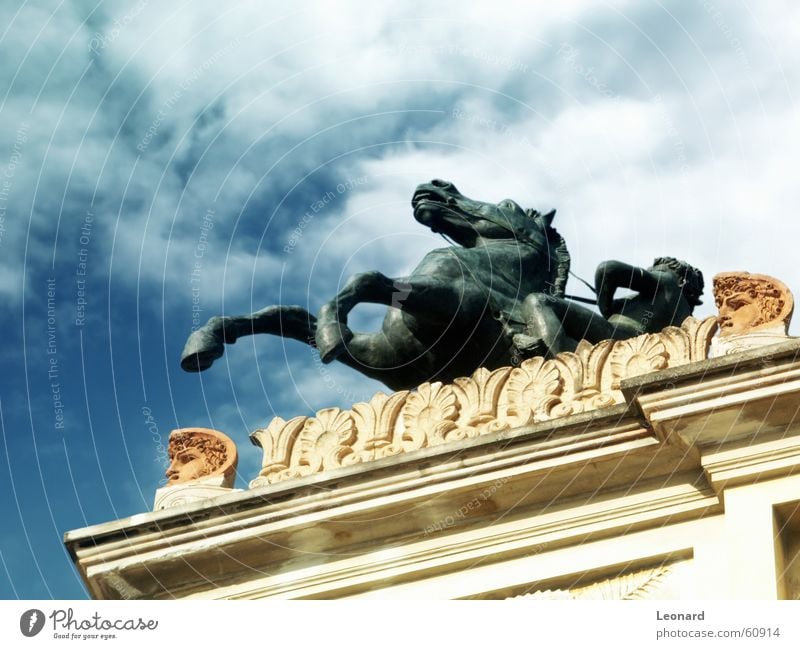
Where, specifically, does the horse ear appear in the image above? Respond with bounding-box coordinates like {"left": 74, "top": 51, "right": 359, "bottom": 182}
{"left": 541, "top": 209, "right": 556, "bottom": 227}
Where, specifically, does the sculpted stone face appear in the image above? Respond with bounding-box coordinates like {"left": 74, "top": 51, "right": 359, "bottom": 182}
{"left": 718, "top": 291, "right": 761, "bottom": 335}
{"left": 165, "top": 428, "right": 238, "bottom": 487}
{"left": 166, "top": 447, "right": 208, "bottom": 484}
{"left": 713, "top": 272, "right": 794, "bottom": 337}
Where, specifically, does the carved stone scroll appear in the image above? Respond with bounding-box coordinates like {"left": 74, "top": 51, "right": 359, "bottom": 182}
{"left": 250, "top": 317, "right": 718, "bottom": 488}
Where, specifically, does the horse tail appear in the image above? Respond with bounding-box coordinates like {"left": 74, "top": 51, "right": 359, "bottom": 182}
{"left": 548, "top": 227, "right": 570, "bottom": 298}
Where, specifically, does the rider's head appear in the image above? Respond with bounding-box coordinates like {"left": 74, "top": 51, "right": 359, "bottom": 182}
{"left": 651, "top": 257, "right": 704, "bottom": 306}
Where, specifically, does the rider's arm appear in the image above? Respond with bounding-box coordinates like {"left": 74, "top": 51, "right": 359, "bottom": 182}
{"left": 594, "top": 260, "right": 659, "bottom": 318}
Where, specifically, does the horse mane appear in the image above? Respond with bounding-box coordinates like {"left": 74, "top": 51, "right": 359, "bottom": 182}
{"left": 523, "top": 208, "right": 570, "bottom": 298}
{"left": 548, "top": 226, "right": 570, "bottom": 298}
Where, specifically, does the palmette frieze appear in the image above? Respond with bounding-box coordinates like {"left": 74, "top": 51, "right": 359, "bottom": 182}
{"left": 249, "top": 316, "right": 718, "bottom": 488}
{"left": 508, "top": 563, "right": 676, "bottom": 600}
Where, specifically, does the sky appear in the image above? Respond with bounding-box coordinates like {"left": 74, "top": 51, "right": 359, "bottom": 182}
{"left": 1, "top": 0, "right": 799, "bottom": 599}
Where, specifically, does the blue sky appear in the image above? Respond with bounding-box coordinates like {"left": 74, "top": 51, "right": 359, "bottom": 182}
{"left": 2, "top": 0, "right": 799, "bottom": 598}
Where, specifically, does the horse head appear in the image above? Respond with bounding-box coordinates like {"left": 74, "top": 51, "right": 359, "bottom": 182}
{"left": 411, "top": 179, "right": 568, "bottom": 295}
{"left": 412, "top": 178, "right": 556, "bottom": 247}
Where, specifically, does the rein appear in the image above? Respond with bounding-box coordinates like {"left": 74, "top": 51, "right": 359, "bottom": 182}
{"left": 436, "top": 207, "right": 591, "bottom": 305}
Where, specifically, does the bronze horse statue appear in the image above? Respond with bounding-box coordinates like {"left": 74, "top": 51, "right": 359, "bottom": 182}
{"left": 181, "top": 179, "right": 570, "bottom": 391}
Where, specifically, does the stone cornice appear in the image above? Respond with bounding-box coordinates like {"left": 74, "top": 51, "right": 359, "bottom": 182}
{"left": 66, "top": 403, "right": 712, "bottom": 599}
{"left": 624, "top": 338, "right": 800, "bottom": 494}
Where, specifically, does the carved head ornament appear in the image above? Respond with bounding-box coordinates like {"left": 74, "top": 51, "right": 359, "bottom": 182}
{"left": 166, "top": 427, "right": 238, "bottom": 486}
{"left": 712, "top": 272, "right": 793, "bottom": 336}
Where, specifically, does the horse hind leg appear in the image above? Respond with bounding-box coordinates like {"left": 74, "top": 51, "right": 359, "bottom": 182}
{"left": 180, "top": 305, "right": 317, "bottom": 372}
{"left": 181, "top": 316, "right": 228, "bottom": 371}
{"left": 316, "top": 271, "right": 397, "bottom": 363}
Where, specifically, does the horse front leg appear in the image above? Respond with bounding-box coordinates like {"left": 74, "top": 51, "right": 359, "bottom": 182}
{"left": 180, "top": 305, "right": 317, "bottom": 372}
{"left": 316, "top": 271, "right": 400, "bottom": 363}
{"left": 515, "top": 293, "right": 615, "bottom": 358}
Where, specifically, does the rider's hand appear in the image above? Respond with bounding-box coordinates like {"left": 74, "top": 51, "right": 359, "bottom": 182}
{"left": 597, "top": 289, "right": 614, "bottom": 319}
{"left": 595, "top": 261, "right": 617, "bottom": 318}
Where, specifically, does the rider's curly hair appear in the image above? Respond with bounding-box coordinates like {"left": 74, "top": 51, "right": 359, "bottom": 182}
{"left": 651, "top": 257, "right": 704, "bottom": 306}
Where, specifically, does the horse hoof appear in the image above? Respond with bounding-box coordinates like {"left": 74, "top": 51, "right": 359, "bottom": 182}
{"left": 316, "top": 322, "right": 353, "bottom": 364}
{"left": 512, "top": 333, "right": 547, "bottom": 359}
{"left": 180, "top": 324, "right": 226, "bottom": 372}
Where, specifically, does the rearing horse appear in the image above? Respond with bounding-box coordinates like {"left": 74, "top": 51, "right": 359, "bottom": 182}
{"left": 181, "top": 179, "right": 570, "bottom": 392}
